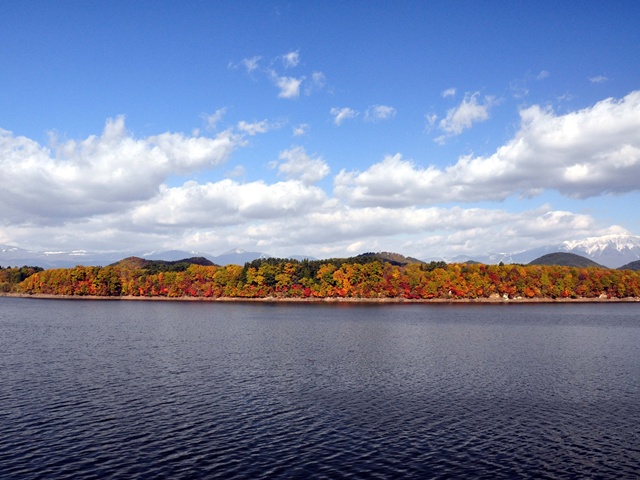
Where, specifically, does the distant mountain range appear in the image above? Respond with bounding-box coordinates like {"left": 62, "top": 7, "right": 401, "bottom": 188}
{"left": 2, "top": 233, "right": 640, "bottom": 269}
{"left": 450, "top": 234, "right": 640, "bottom": 269}
{"left": 0, "top": 246, "right": 313, "bottom": 269}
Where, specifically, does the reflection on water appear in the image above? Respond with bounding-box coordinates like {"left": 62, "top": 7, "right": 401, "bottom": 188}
{"left": 1, "top": 299, "right": 639, "bottom": 478}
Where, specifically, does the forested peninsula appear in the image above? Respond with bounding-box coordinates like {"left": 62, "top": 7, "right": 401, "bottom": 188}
{"left": 2, "top": 253, "right": 640, "bottom": 302}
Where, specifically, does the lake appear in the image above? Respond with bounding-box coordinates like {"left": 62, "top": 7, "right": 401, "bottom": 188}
{"left": 1, "top": 297, "right": 638, "bottom": 478}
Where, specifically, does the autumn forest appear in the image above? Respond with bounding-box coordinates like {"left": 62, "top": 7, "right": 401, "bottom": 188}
{"left": 2, "top": 254, "right": 640, "bottom": 301}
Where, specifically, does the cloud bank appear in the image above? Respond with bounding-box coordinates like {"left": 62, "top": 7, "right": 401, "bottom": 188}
{"left": 1, "top": 91, "right": 639, "bottom": 259}
{"left": 338, "top": 91, "right": 640, "bottom": 205}
{"left": 0, "top": 116, "right": 241, "bottom": 222}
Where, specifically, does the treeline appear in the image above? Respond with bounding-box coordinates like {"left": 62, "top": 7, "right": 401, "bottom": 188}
{"left": 0, "top": 266, "right": 43, "bottom": 293}
{"left": 10, "top": 258, "right": 640, "bottom": 299}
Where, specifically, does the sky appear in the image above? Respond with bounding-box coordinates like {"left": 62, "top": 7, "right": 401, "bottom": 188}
{"left": 1, "top": 1, "right": 639, "bottom": 260}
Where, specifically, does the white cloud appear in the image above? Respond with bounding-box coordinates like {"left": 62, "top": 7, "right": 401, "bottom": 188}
{"left": 330, "top": 107, "right": 359, "bottom": 126}
{"left": 424, "top": 113, "right": 438, "bottom": 132}
{"left": 0, "top": 195, "right": 602, "bottom": 260}
{"left": 234, "top": 52, "right": 324, "bottom": 99}
{"left": 441, "top": 87, "right": 456, "bottom": 98}
{"left": 281, "top": 50, "right": 300, "bottom": 69}
{"left": 271, "top": 146, "right": 330, "bottom": 185}
{"left": 239, "top": 56, "right": 261, "bottom": 73}
{"left": 293, "top": 123, "right": 310, "bottom": 136}
{"left": 334, "top": 154, "right": 445, "bottom": 207}
{"left": 274, "top": 75, "right": 304, "bottom": 99}
{"left": 589, "top": 75, "right": 608, "bottom": 84}
{"left": 2, "top": 92, "right": 639, "bottom": 261}
{"left": 364, "top": 105, "right": 397, "bottom": 122}
{"left": 222, "top": 203, "right": 597, "bottom": 261}
{"left": 0, "top": 116, "right": 244, "bottom": 222}
{"left": 311, "top": 71, "right": 325, "bottom": 88}
{"left": 202, "top": 107, "right": 227, "bottom": 130}
{"left": 305, "top": 71, "right": 326, "bottom": 95}
{"left": 236, "top": 119, "right": 271, "bottom": 136}
{"left": 129, "top": 179, "right": 329, "bottom": 227}
{"left": 536, "top": 70, "right": 550, "bottom": 80}
{"left": 336, "top": 91, "right": 640, "bottom": 205}
{"left": 226, "top": 165, "right": 246, "bottom": 178}
{"left": 437, "top": 92, "right": 496, "bottom": 141}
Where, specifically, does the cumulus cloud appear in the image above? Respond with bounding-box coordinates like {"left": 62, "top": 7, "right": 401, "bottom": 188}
{"left": 237, "top": 56, "right": 261, "bottom": 74}
{"left": 334, "top": 154, "right": 445, "bottom": 207}
{"left": 202, "top": 107, "right": 227, "bottom": 130}
{"left": 2, "top": 92, "right": 638, "bottom": 261}
{"left": 436, "top": 92, "right": 496, "bottom": 142}
{"left": 485, "top": 90, "right": 640, "bottom": 198}
{"left": 129, "top": 178, "right": 329, "bottom": 227}
{"left": 441, "top": 87, "right": 456, "bottom": 98}
{"left": 589, "top": 75, "right": 608, "bottom": 84}
{"left": 336, "top": 91, "right": 640, "bottom": 205}
{"left": 0, "top": 116, "right": 243, "bottom": 222}
{"left": 330, "top": 107, "right": 359, "bottom": 125}
{"left": 212, "top": 203, "right": 597, "bottom": 261}
{"left": 292, "top": 123, "right": 310, "bottom": 136}
{"left": 415, "top": 207, "right": 596, "bottom": 259}
{"left": 273, "top": 74, "right": 304, "bottom": 99}
{"left": 271, "top": 146, "right": 330, "bottom": 185}
{"left": 281, "top": 50, "right": 300, "bottom": 68}
{"left": 364, "top": 105, "right": 397, "bottom": 122}
{"left": 305, "top": 71, "right": 326, "bottom": 95}
{"left": 236, "top": 119, "right": 272, "bottom": 136}
{"left": 0, "top": 125, "right": 608, "bottom": 260}
{"left": 234, "top": 51, "right": 326, "bottom": 100}
{"left": 1, "top": 191, "right": 601, "bottom": 260}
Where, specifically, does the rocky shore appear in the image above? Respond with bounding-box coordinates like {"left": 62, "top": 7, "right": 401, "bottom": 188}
{"left": 2, "top": 292, "right": 639, "bottom": 303}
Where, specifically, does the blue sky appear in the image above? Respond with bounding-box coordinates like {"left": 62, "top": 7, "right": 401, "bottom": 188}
{"left": 1, "top": 1, "right": 639, "bottom": 259}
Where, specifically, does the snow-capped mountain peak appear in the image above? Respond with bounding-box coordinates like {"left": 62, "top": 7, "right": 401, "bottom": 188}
{"left": 447, "top": 234, "right": 640, "bottom": 268}
{"left": 563, "top": 234, "right": 640, "bottom": 255}
{"left": 558, "top": 234, "right": 640, "bottom": 267}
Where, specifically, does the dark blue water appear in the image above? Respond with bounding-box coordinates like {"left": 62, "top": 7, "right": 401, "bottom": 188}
{"left": 1, "top": 298, "right": 638, "bottom": 479}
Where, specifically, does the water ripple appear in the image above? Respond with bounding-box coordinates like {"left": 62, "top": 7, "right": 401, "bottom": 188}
{"left": 1, "top": 299, "right": 639, "bottom": 478}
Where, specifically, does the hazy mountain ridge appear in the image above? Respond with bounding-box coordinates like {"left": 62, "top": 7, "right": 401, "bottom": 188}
{"left": 0, "top": 245, "right": 125, "bottom": 269}
{"left": 452, "top": 234, "right": 640, "bottom": 268}
{"left": 2, "top": 234, "right": 639, "bottom": 269}
{"left": 0, "top": 245, "right": 313, "bottom": 268}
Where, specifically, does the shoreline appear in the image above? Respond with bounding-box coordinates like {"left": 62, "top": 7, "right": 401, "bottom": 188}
{"left": 2, "top": 293, "right": 639, "bottom": 304}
